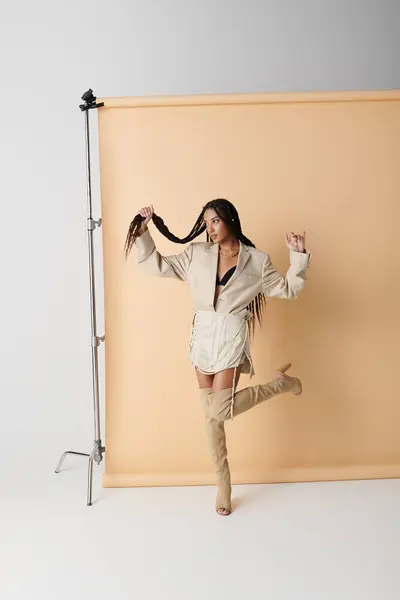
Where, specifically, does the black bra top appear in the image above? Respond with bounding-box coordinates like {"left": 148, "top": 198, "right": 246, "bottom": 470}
{"left": 216, "top": 266, "right": 236, "bottom": 286}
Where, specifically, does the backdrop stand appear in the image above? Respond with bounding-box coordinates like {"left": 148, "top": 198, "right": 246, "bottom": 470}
{"left": 55, "top": 89, "right": 105, "bottom": 506}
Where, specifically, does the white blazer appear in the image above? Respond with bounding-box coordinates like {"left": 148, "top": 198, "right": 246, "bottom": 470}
{"left": 135, "top": 228, "right": 312, "bottom": 319}
{"left": 135, "top": 227, "right": 312, "bottom": 416}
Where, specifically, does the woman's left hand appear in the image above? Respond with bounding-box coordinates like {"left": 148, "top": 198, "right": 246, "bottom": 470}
{"left": 285, "top": 231, "right": 306, "bottom": 253}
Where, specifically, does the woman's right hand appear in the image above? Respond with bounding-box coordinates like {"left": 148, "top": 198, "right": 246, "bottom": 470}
{"left": 138, "top": 204, "right": 154, "bottom": 235}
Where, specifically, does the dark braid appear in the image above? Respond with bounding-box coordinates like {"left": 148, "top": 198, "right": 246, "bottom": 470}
{"left": 124, "top": 211, "right": 206, "bottom": 256}
{"left": 124, "top": 199, "right": 266, "bottom": 338}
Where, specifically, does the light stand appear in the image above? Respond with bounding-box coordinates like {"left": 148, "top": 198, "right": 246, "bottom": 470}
{"left": 55, "top": 89, "right": 105, "bottom": 506}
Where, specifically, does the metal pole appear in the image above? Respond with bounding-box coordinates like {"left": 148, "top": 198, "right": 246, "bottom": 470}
{"left": 55, "top": 89, "right": 105, "bottom": 506}
{"left": 85, "top": 107, "right": 102, "bottom": 446}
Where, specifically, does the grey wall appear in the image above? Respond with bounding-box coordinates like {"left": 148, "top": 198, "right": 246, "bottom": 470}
{"left": 0, "top": 0, "right": 399, "bottom": 475}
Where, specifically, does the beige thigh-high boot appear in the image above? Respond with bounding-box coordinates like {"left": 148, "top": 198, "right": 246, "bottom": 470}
{"left": 208, "top": 364, "right": 302, "bottom": 422}
{"left": 199, "top": 387, "right": 232, "bottom": 515}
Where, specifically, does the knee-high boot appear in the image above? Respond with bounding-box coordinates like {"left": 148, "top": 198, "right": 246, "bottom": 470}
{"left": 199, "top": 387, "right": 232, "bottom": 514}
{"left": 208, "top": 364, "right": 302, "bottom": 422}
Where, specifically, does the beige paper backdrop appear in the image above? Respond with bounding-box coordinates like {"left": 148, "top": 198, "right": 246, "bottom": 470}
{"left": 97, "top": 90, "right": 400, "bottom": 488}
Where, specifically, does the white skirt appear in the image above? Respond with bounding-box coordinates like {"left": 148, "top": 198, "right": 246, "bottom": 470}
{"left": 188, "top": 309, "right": 255, "bottom": 419}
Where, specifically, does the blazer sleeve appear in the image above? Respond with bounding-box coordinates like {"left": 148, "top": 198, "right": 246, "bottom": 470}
{"left": 261, "top": 249, "right": 312, "bottom": 299}
{"left": 135, "top": 228, "right": 193, "bottom": 281}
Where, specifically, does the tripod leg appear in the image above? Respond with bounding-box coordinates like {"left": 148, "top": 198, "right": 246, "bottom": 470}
{"left": 55, "top": 450, "right": 90, "bottom": 473}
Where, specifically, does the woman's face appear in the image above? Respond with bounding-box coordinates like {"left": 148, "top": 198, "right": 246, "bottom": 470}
{"left": 203, "top": 208, "right": 233, "bottom": 243}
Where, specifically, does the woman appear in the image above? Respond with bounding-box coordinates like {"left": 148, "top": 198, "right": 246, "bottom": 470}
{"left": 125, "top": 199, "right": 312, "bottom": 516}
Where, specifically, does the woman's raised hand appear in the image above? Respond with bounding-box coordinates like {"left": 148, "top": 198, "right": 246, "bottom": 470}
{"left": 285, "top": 231, "right": 306, "bottom": 253}
{"left": 138, "top": 205, "right": 155, "bottom": 235}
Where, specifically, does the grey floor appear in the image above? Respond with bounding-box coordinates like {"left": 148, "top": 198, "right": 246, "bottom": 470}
{"left": 2, "top": 456, "right": 399, "bottom": 600}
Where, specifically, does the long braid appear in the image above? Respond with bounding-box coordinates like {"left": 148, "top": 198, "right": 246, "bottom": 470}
{"left": 124, "top": 199, "right": 267, "bottom": 338}
{"left": 124, "top": 211, "right": 206, "bottom": 258}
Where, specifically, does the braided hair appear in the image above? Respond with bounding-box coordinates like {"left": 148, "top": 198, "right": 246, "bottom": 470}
{"left": 124, "top": 199, "right": 266, "bottom": 339}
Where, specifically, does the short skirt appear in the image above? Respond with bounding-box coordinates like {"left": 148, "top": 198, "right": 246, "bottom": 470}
{"left": 188, "top": 309, "right": 255, "bottom": 378}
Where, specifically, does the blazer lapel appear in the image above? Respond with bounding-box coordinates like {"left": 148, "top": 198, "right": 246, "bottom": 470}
{"left": 205, "top": 240, "right": 250, "bottom": 307}
{"left": 205, "top": 242, "right": 219, "bottom": 308}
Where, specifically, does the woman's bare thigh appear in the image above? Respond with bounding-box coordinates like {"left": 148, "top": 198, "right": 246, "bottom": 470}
{"left": 212, "top": 366, "right": 242, "bottom": 392}
{"left": 195, "top": 368, "right": 215, "bottom": 389}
